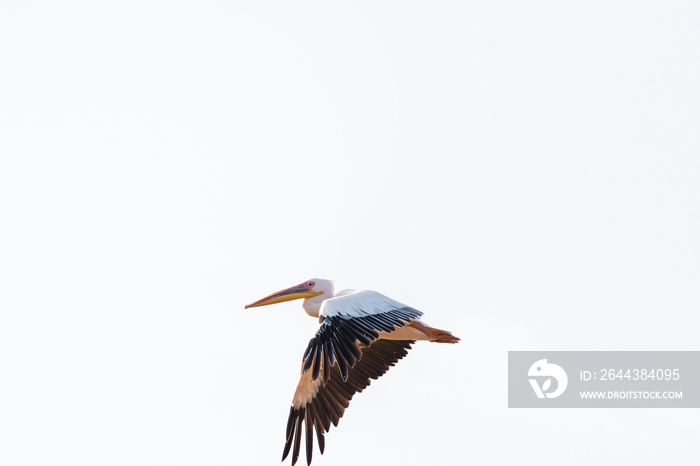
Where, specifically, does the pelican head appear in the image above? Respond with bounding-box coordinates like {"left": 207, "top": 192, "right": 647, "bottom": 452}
{"left": 244, "top": 279, "right": 335, "bottom": 316}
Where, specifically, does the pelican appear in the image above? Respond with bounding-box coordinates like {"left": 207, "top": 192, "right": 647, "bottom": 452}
{"left": 244, "top": 278, "right": 459, "bottom": 465}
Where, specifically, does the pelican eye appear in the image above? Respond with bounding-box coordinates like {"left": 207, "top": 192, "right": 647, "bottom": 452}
{"left": 308, "top": 281, "right": 315, "bottom": 288}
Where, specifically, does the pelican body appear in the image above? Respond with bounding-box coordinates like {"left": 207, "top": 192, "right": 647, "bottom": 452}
{"left": 244, "top": 278, "right": 459, "bottom": 466}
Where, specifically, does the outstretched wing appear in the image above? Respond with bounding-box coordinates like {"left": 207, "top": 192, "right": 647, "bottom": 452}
{"left": 301, "top": 290, "right": 423, "bottom": 383}
{"left": 282, "top": 339, "right": 415, "bottom": 466}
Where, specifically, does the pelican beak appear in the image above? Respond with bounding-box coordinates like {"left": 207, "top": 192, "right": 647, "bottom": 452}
{"left": 244, "top": 282, "right": 322, "bottom": 309}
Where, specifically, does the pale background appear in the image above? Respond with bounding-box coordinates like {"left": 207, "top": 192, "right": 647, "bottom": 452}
{"left": 1, "top": 2, "right": 698, "bottom": 465}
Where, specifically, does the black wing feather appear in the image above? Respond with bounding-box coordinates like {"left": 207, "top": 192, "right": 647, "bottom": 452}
{"left": 301, "top": 306, "right": 421, "bottom": 383}
{"left": 282, "top": 339, "right": 414, "bottom": 465}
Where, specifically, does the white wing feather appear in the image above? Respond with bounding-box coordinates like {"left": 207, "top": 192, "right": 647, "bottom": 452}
{"left": 319, "top": 290, "right": 414, "bottom": 319}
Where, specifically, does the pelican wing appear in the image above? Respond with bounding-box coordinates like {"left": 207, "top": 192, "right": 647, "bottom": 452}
{"left": 301, "top": 290, "right": 423, "bottom": 383}
{"left": 282, "top": 339, "right": 415, "bottom": 466}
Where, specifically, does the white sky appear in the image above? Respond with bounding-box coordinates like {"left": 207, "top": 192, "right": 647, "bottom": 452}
{"left": 1, "top": 1, "right": 699, "bottom": 465}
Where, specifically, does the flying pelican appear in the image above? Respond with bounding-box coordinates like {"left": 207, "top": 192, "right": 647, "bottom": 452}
{"left": 244, "top": 278, "right": 459, "bottom": 466}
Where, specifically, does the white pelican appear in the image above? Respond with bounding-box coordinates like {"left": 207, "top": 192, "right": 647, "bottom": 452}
{"left": 244, "top": 278, "right": 459, "bottom": 465}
